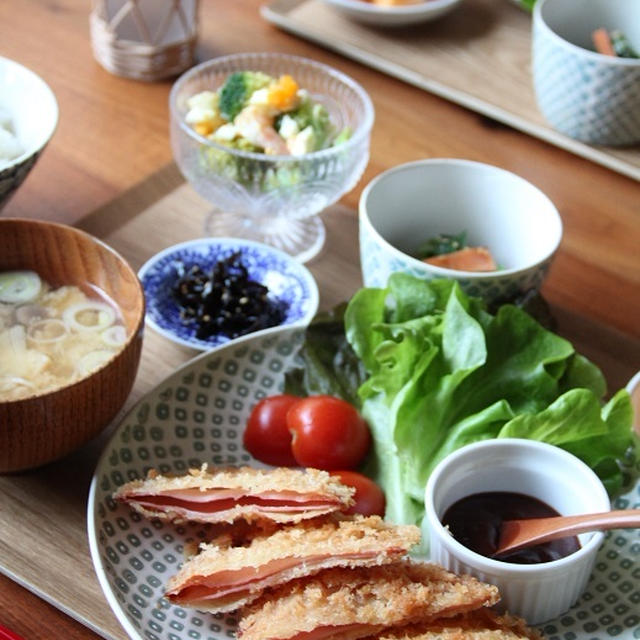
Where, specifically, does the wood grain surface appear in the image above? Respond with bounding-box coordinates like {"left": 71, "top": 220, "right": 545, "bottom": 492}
{"left": 1, "top": 164, "right": 639, "bottom": 640}
{"left": 264, "top": 0, "right": 640, "bottom": 181}
{"left": 0, "top": 0, "right": 639, "bottom": 639}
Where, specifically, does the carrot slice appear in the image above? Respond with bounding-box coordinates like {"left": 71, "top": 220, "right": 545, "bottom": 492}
{"left": 592, "top": 28, "right": 616, "bottom": 56}
{"left": 423, "top": 247, "right": 497, "bottom": 272}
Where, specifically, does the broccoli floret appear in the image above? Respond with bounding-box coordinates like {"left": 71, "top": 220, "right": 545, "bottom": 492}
{"left": 218, "top": 71, "right": 272, "bottom": 122}
{"left": 276, "top": 94, "right": 333, "bottom": 150}
{"left": 308, "top": 103, "right": 331, "bottom": 148}
{"left": 332, "top": 126, "right": 352, "bottom": 147}
{"left": 228, "top": 138, "right": 262, "bottom": 152}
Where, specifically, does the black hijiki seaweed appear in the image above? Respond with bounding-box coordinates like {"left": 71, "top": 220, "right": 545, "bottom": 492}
{"left": 171, "top": 252, "right": 288, "bottom": 340}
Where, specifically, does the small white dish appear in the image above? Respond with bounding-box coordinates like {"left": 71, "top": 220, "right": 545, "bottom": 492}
{"left": 424, "top": 438, "right": 611, "bottom": 625}
{"left": 321, "top": 0, "right": 464, "bottom": 27}
{"left": 138, "top": 238, "right": 319, "bottom": 351}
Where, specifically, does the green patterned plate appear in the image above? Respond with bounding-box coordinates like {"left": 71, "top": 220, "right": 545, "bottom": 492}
{"left": 87, "top": 326, "right": 640, "bottom": 640}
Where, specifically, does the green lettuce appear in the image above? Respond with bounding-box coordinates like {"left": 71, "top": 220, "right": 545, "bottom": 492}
{"left": 285, "top": 274, "right": 638, "bottom": 529}
{"left": 516, "top": 0, "right": 536, "bottom": 11}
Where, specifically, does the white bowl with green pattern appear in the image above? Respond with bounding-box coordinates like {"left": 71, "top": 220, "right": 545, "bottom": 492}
{"left": 88, "top": 325, "right": 640, "bottom": 640}
{"left": 359, "top": 159, "right": 562, "bottom": 306}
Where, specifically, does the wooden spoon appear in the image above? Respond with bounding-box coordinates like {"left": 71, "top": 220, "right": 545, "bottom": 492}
{"left": 495, "top": 509, "right": 640, "bottom": 556}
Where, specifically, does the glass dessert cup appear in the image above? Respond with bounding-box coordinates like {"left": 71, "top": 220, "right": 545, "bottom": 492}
{"left": 169, "top": 52, "right": 374, "bottom": 263}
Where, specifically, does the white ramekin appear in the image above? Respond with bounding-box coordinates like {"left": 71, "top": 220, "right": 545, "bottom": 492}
{"left": 425, "top": 439, "right": 610, "bottom": 625}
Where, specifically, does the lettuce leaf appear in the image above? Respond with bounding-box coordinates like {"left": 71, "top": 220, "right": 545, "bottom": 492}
{"left": 286, "top": 274, "right": 637, "bottom": 528}
{"left": 284, "top": 304, "right": 366, "bottom": 407}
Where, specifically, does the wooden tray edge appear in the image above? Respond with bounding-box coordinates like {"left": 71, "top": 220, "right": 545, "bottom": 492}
{"left": 261, "top": 0, "right": 640, "bottom": 182}
{"left": 0, "top": 566, "right": 119, "bottom": 640}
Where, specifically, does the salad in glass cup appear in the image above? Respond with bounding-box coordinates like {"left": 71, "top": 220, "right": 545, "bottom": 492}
{"left": 170, "top": 53, "right": 374, "bottom": 262}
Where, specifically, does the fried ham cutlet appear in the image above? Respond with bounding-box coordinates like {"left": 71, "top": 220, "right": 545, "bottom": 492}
{"left": 374, "top": 609, "right": 542, "bottom": 640}
{"left": 237, "top": 562, "right": 500, "bottom": 640}
{"left": 165, "top": 515, "right": 421, "bottom": 612}
{"left": 113, "top": 465, "right": 354, "bottom": 525}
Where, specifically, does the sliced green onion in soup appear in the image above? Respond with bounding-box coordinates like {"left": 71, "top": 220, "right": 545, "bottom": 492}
{"left": 63, "top": 301, "right": 116, "bottom": 332}
{"left": 15, "top": 304, "right": 48, "bottom": 325}
{"left": 0, "top": 302, "right": 13, "bottom": 317}
{"left": 0, "top": 376, "right": 35, "bottom": 393}
{"left": 26, "top": 318, "right": 68, "bottom": 344}
{"left": 76, "top": 349, "right": 115, "bottom": 376}
{"left": 101, "top": 325, "right": 127, "bottom": 348}
{"left": 0, "top": 270, "right": 42, "bottom": 304}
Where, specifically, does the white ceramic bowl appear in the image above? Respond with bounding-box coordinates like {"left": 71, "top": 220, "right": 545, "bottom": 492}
{"left": 532, "top": 0, "right": 640, "bottom": 145}
{"left": 0, "top": 57, "right": 58, "bottom": 211}
{"left": 321, "top": 0, "right": 463, "bottom": 27}
{"left": 138, "top": 238, "right": 319, "bottom": 351}
{"left": 359, "top": 159, "right": 562, "bottom": 305}
{"left": 424, "top": 439, "right": 611, "bottom": 625}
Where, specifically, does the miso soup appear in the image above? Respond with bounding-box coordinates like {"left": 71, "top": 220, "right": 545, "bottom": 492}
{"left": 0, "top": 270, "right": 128, "bottom": 401}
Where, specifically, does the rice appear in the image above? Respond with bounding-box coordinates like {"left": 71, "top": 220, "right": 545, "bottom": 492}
{"left": 0, "top": 108, "right": 24, "bottom": 169}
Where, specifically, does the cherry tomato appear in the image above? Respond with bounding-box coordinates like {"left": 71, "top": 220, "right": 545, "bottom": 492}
{"left": 243, "top": 394, "right": 300, "bottom": 466}
{"left": 286, "top": 395, "right": 370, "bottom": 470}
{"left": 331, "top": 470, "right": 386, "bottom": 517}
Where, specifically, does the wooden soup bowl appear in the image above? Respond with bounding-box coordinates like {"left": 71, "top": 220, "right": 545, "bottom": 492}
{"left": 0, "top": 218, "right": 145, "bottom": 472}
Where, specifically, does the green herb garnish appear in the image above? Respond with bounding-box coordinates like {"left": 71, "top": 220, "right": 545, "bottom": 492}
{"left": 611, "top": 30, "right": 640, "bottom": 59}
{"left": 415, "top": 231, "right": 467, "bottom": 259}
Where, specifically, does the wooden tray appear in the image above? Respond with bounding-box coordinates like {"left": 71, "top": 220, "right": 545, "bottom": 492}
{"left": 0, "top": 163, "right": 638, "bottom": 640}
{"left": 262, "top": 0, "right": 640, "bottom": 182}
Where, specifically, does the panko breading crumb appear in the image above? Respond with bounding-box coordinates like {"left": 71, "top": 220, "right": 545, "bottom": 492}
{"left": 116, "top": 464, "right": 353, "bottom": 496}
{"left": 182, "top": 520, "right": 280, "bottom": 559}
{"left": 374, "top": 609, "right": 542, "bottom": 640}
{"left": 166, "top": 516, "right": 421, "bottom": 612}
{"left": 113, "top": 465, "right": 354, "bottom": 524}
{"left": 237, "top": 562, "right": 500, "bottom": 640}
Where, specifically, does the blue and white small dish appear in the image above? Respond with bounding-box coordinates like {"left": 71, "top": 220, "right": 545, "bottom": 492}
{"left": 138, "top": 238, "right": 319, "bottom": 351}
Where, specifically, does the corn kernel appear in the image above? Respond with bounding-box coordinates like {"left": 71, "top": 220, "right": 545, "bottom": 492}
{"left": 194, "top": 122, "right": 214, "bottom": 136}
{"left": 267, "top": 75, "right": 300, "bottom": 111}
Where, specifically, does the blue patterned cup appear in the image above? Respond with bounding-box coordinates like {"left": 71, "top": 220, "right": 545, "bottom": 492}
{"left": 532, "top": 0, "right": 640, "bottom": 146}
{"left": 359, "top": 159, "right": 562, "bottom": 305}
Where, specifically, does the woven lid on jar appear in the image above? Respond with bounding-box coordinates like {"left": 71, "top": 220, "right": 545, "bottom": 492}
{"left": 90, "top": 0, "right": 199, "bottom": 82}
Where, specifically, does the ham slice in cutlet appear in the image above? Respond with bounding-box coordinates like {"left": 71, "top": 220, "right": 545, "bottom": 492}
{"left": 237, "top": 562, "right": 500, "bottom": 640}
{"left": 165, "top": 515, "right": 420, "bottom": 612}
{"left": 113, "top": 465, "right": 354, "bottom": 525}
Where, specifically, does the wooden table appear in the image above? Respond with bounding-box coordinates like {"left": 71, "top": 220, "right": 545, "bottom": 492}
{"left": 0, "top": 1, "right": 638, "bottom": 639}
